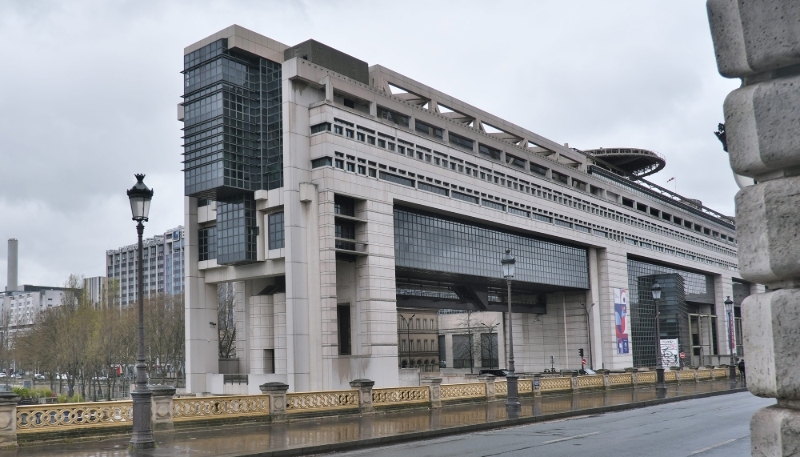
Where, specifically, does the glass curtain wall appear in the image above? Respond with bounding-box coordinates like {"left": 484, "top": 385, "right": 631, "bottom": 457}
{"left": 627, "top": 258, "right": 715, "bottom": 368}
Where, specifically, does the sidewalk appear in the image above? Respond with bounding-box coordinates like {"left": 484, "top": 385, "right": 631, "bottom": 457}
{"left": 5, "top": 380, "right": 747, "bottom": 457}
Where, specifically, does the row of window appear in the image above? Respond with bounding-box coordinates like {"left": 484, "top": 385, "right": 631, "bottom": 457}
{"left": 400, "top": 339, "right": 437, "bottom": 352}
{"left": 312, "top": 113, "right": 736, "bottom": 252}
{"left": 398, "top": 318, "right": 436, "bottom": 330}
{"left": 314, "top": 147, "right": 739, "bottom": 271}
{"left": 312, "top": 118, "right": 737, "bottom": 257}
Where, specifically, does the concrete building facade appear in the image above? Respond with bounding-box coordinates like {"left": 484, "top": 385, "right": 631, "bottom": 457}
{"left": 182, "top": 25, "right": 751, "bottom": 394}
{"left": 105, "top": 226, "right": 185, "bottom": 306}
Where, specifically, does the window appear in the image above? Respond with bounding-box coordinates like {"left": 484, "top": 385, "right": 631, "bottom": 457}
{"left": 452, "top": 191, "right": 479, "bottom": 204}
{"left": 338, "top": 304, "right": 351, "bottom": 355}
{"left": 346, "top": 162, "right": 355, "bottom": 172}
{"left": 369, "top": 168, "right": 377, "bottom": 177}
{"left": 377, "top": 106, "right": 409, "bottom": 127}
{"left": 334, "top": 125, "right": 343, "bottom": 135}
{"left": 268, "top": 212, "right": 285, "bottom": 250}
{"left": 357, "top": 132, "right": 365, "bottom": 142}
{"left": 310, "top": 122, "right": 331, "bottom": 134}
{"left": 263, "top": 349, "right": 275, "bottom": 374}
{"left": 379, "top": 171, "right": 415, "bottom": 187}
{"left": 552, "top": 172, "right": 569, "bottom": 184}
{"left": 378, "top": 139, "right": 386, "bottom": 148}
{"left": 481, "top": 199, "right": 506, "bottom": 211}
{"left": 311, "top": 157, "right": 332, "bottom": 168}
{"left": 450, "top": 133, "right": 474, "bottom": 151}
{"left": 415, "top": 120, "right": 443, "bottom": 139}
{"left": 506, "top": 154, "right": 525, "bottom": 168}
{"left": 479, "top": 143, "right": 502, "bottom": 160}
{"left": 509, "top": 207, "right": 529, "bottom": 217}
{"left": 335, "top": 220, "right": 356, "bottom": 240}
{"left": 346, "top": 129, "right": 354, "bottom": 138}
{"left": 335, "top": 159, "right": 344, "bottom": 169}
{"left": 358, "top": 165, "right": 366, "bottom": 175}
{"left": 418, "top": 182, "right": 449, "bottom": 196}
{"left": 334, "top": 194, "right": 355, "bottom": 216}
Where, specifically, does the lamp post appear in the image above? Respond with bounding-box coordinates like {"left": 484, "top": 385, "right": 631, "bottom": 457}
{"left": 501, "top": 249, "right": 519, "bottom": 409}
{"left": 651, "top": 281, "right": 666, "bottom": 392}
{"left": 724, "top": 296, "right": 736, "bottom": 383}
{"left": 127, "top": 174, "right": 155, "bottom": 450}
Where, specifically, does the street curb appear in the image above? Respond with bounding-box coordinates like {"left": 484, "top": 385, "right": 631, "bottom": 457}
{"left": 237, "top": 387, "right": 748, "bottom": 457}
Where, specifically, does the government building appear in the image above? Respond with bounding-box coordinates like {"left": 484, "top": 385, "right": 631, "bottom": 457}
{"left": 181, "top": 25, "right": 754, "bottom": 394}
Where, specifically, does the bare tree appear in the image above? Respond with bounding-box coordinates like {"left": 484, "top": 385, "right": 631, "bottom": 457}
{"left": 217, "top": 283, "right": 236, "bottom": 359}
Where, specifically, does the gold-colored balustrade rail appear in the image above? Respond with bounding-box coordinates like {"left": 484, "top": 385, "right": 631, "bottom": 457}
{"left": 172, "top": 395, "right": 269, "bottom": 422}
{"left": 664, "top": 370, "right": 678, "bottom": 382}
{"left": 637, "top": 372, "right": 656, "bottom": 383}
{"left": 373, "top": 386, "right": 429, "bottom": 405}
{"left": 286, "top": 390, "right": 358, "bottom": 413}
{"left": 539, "top": 377, "right": 571, "bottom": 392}
{"left": 17, "top": 400, "right": 133, "bottom": 433}
{"left": 576, "top": 375, "right": 604, "bottom": 388}
{"left": 441, "top": 382, "right": 486, "bottom": 399}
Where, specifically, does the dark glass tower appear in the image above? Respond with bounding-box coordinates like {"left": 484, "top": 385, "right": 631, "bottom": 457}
{"left": 182, "top": 39, "right": 282, "bottom": 265}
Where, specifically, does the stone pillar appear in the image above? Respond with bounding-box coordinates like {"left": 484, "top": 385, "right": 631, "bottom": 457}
{"left": 260, "top": 382, "right": 289, "bottom": 422}
{"left": 603, "top": 374, "right": 611, "bottom": 391}
{"left": 150, "top": 385, "right": 176, "bottom": 432}
{"left": 708, "top": 1, "right": 800, "bottom": 442}
{"left": 349, "top": 379, "right": 375, "bottom": 415}
{"left": 421, "top": 378, "right": 442, "bottom": 408}
{"left": 0, "top": 392, "right": 19, "bottom": 448}
{"left": 478, "top": 374, "right": 496, "bottom": 401}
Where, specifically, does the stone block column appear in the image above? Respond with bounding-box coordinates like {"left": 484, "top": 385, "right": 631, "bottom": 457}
{"left": 349, "top": 379, "right": 375, "bottom": 414}
{"left": 260, "top": 382, "right": 289, "bottom": 422}
{"left": 707, "top": 2, "right": 800, "bottom": 454}
{"left": 150, "top": 385, "right": 176, "bottom": 432}
{"left": 421, "top": 378, "right": 442, "bottom": 408}
{"left": 0, "top": 392, "right": 19, "bottom": 448}
{"left": 478, "top": 374, "right": 496, "bottom": 401}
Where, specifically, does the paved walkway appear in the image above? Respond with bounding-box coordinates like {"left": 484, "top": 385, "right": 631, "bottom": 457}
{"left": 4, "top": 380, "right": 748, "bottom": 457}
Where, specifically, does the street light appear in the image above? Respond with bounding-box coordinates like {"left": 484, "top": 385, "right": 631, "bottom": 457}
{"left": 127, "top": 174, "right": 155, "bottom": 450}
{"left": 724, "top": 296, "right": 736, "bottom": 383}
{"left": 400, "top": 314, "right": 415, "bottom": 369}
{"left": 501, "top": 249, "right": 519, "bottom": 410}
{"left": 651, "top": 281, "right": 666, "bottom": 392}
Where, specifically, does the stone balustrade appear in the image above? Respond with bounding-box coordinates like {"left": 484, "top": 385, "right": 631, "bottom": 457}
{"left": 7, "top": 367, "right": 729, "bottom": 446}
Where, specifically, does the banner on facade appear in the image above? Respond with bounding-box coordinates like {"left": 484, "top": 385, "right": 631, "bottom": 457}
{"left": 614, "top": 288, "right": 629, "bottom": 354}
{"left": 660, "top": 338, "right": 680, "bottom": 367}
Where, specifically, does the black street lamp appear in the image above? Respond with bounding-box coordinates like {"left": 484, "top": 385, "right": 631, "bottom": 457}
{"left": 651, "top": 281, "right": 666, "bottom": 392}
{"left": 127, "top": 174, "right": 155, "bottom": 450}
{"left": 501, "top": 249, "right": 519, "bottom": 410}
{"left": 724, "top": 296, "right": 737, "bottom": 384}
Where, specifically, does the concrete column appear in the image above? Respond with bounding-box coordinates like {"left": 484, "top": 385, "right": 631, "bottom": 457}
{"left": 587, "top": 248, "right": 603, "bottom": 369}
{"left": 0, "top": 392, "right": 19, "bottom": 448}
{"left": 478, "top": 374, "right": 496, "bottom": 401}
{"left": 421, "top": 378, "right": 442, "bottom": 408}
{"left": 150, "top": 385, "right": 176, "bottom": 433}
{"left": 596, "top": 248, "right": 632, "bottom": 370}
{"left": 708, "top": 2, "right": 800, "bottom": 454}
{"left": 260, "top": 382, "right": 289, "bottom": 422}
{"left": 349, "top": 379, "right": 375, "bottom": 414}
{"left": 184, "top": 196, "right": 219, "bottom": 394}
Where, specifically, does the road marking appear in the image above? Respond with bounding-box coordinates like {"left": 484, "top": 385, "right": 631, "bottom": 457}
{"left": 689, "top": 438, "right": 738, "bottom": 455}
{"left": 541, "top": 431, "right": 599, "bottom": 444}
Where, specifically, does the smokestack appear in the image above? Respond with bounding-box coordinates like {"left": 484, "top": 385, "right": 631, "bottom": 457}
{"left": 7, "top": 239, "right": 18, "bottom": 292}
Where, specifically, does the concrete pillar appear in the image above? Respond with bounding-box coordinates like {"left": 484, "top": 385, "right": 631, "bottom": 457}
{"left": 596, "top": 248, "right": 632, "bottom": 370}
{"left": 260, "top": 382, "right": 289, "bottom": 422}
{"left": 184, "top": 195, "right": 219, "bottom": 394}
{"left": 349, "top": 379, "right": 375, "bottom": 414}
{"left": 587, "top": 248, "right": 603, "bottom": 370}
{"left": 150, "top": 385, "right": 176, "bottom": 433}
{"left": 421, "top": 378, "right": 442, "bottom": 408}
{"left": 0, "top": 392, "right": 19, "bottom": 448}
{"left": 478, "top": 374, "right": 496, "bottom": 401}
{"left": 707, "top": 2, "right": 800, "bottom": 454}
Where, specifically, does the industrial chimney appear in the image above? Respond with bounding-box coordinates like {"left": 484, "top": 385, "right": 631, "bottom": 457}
{"left": 6, "top": 239, "right": 18, "bottom": 292}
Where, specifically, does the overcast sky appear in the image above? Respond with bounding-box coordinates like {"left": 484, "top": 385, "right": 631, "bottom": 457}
{"left": 0, "top": 0, "right": 740, "bottom": 289}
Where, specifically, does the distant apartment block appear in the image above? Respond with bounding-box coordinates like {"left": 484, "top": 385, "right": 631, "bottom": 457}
{"left": 83, "top": 276, "right": 108, "bottom": 307}
{"left": 105, "top": 226, "right": 185, "bottom": 306}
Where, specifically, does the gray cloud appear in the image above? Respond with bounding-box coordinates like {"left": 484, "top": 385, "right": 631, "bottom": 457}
{"left": 0, "top": 0, "right": 740, "bottom": 287}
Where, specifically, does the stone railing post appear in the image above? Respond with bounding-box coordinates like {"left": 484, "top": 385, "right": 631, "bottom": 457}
{"left": 603, "top": 374, "right": 611, "bottom": 391}
{"left": 349, "top": 379, "right": 375, "bottom": 415}
{"left": 477, "top": 374, "right": 495, "bottom": 401}
{"left": 150, "top": 385, "right": 176, "bottom": 432}
{"left": 570, "top": 375, "right": 578, "bottom": 392}
{"left": 533, "top": 377, "right": 542, "bottom": 397}
{"left": 259, "top": 382, "right": 289, "bottom": 422}
{"left": 421, "top": 378, "right": 442, "bottom": 408}
{"left": 707, "top": 2, "right": 800, "bottom": 454}
{"left": 631, "top": 372, "right": 639, "bottom": 387}
{"left": 0, "top": 391, "right": 19, "bottom": 448}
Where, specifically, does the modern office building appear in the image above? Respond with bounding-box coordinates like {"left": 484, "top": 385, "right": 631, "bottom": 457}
{"left": 182, "top": 25, "right": 753, "bottom": 394}
{"left": 83, "top": 276, "right": 108, "bottom": 308}
{"left": 105, "top": 226, "right": 185, "bottom": 306}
